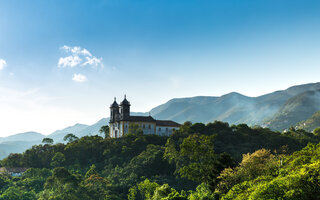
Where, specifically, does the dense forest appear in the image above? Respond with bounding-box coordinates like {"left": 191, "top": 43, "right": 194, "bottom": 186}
{"left": 0, "top": 121, "right": 320, "bottom": 199}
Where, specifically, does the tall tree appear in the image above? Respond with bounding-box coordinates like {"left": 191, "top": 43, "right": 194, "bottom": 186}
{"left": 63, "top": 133, "right": 79, "bottom": 143}
{"left": 99, "top": 125, "right": 110, "bottom": 138}
{"left": 42, "top": 138, "right": 54, "bottom": 145}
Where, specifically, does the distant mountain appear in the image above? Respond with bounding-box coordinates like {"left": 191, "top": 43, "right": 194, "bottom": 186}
{"left": 0, "top": 132, "right": 45, "bottom": 159}
{"left": 265, "top": 90, "right": 320, "bottom": 130}
{"left": 150, "top": 82, "right": 320, "bottom": 129}
{"left": 296, "top": 110, "right": 320, "bottom": 132}
{"left": 0, "top": 132, "right": 45, "bottom": 143}
{"left": 0, "top": 140, "right": 41, "bottom": 159}
{"left": 68, "top": 118, "right": 108, "bottom": 139}
{"left": 49, "top": 123, "right": 89, "bottom": 142}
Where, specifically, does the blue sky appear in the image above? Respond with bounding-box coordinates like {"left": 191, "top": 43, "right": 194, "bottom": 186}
{"left": 0, "top": 0, "right": 320, "bottom": 136}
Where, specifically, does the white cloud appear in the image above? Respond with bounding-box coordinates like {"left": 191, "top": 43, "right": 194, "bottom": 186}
{"left": 0, "top": 59, "right": 7, "bottom": 70}
{"left": 58, "top": 55, "right": 82, "bottom": 68}
{"left": 58, "top": 45, "right": 100, "bottom": 68}
{"left": 83, "top": 56, "right": 103, "bottom": 67}
{"left": 72, "top": 73, "right": 88, "bottom": 82}
{"left": 81, "top": 49, "right": 92, "bottom": 57}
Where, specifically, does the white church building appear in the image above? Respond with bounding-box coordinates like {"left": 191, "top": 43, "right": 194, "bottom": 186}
{"left": 109, "top": 96, "right": 181, "bottom": 138}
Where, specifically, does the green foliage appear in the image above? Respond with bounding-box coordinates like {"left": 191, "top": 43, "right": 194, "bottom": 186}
{"left": 63, "top": 133, "right": 79, "bottom": 143}
{"left": 219, "top": 143, "right": 320, "bottom": 199}
{"left": 21, "top": 168, "right": 52, "bottom": 193}
{"left": 313, "top": 127, "right": 320, "bottom": 136}
{"left": 85, "top": 164, "right": 98, "bottom": 178}
{"left": 165, "top": 133, "right": 234, "bottom": 190}
{"left": 216, "top": 149, "right": 279, "bottom": 196}
{"left": 51, "top": 152, "right": 66, "bottom": 167}
{"left": 42, "top": 138, "right": 54, "bottom": 144}
{"left": 188, "top": 183, "right": 216, "bottom": 200}
{"left": 83, "top": 173, "right": 110, "bottom": 200}
{"left": 129, "top": 179, "right": 187, "bottom": 200}
{"left": 1, "top": 121, "right": 320, "bottom": 199}
{"left": 39, "top": 167, "right": 90, "bottom": 200}
{"left": 0, "top": 186, "right": 36, "bottom": 200}
{"left": 0, "top": 175, "right": 10, "bottom": 193}
{"left": 296, "top": 110, "right": 320, "bottom": 132}
{"left": 99, "top": 125, "right": 110, "bottom": 138}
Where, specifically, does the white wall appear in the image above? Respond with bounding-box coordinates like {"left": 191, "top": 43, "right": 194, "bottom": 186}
{"left": 156, "top": 126, "right": 177, "bottom": 136}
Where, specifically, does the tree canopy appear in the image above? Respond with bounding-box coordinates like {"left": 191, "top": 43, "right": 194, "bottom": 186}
{"left": 1, "top": 121, "right": 320, "bottom": 199}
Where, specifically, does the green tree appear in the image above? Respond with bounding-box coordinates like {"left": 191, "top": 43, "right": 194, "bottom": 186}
{"left": 63, "top": 133, "right": 79, "bottom": 143}
{"left": 0, "top": 187, "right": 36, "bottom": 200}
{"left": 188, "top": 183, "right": 215, "bottom": 200}
{"left": 50, "top": 152, "right": 66, "bottom": 167}
{"left": 313, "top": 127, "right": 320, "bottom": 136}
{"left": 85, "top": 164, "right": 98, "bottom": 178}
{"left": 22, "top": 168, "right": 52, "bottom": 193}
{"left": 42, "top": 138, "right": 53, "bottom": 144}
{"left": 39, "top": 167, "right": 90, "bottom": 200}
{"left": 99, "top": 125, "right": 110, "bottom": 138}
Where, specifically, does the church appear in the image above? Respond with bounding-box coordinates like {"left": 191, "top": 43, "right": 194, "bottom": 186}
{"left": 109, "top": 96, "right": 181, "bottom": 138}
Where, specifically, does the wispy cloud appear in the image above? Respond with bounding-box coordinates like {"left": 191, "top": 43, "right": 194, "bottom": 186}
{"left": 58, "top": 55, "right": 82, "bottom": 68}
{"left": 0, "top": 59, "right": 7, "bottom": 70}
{"left": 58, "top": 45, "right": 103, "bottom": 68}
{"left": 83, "top": 56, "right": 103, "bottom": 67}
{"left": 72, "top": 73, "right": 87, "bottom": 82}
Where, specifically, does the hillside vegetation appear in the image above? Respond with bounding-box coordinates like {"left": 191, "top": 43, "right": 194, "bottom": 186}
{"left": 0, "top": 121, "right": 320, "bottom": 199}
{"left": 296, "top": 110, "right": 320, "bottom": 132}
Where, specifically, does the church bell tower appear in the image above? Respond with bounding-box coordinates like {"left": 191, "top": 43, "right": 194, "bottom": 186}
{"left": 120, "top": 95, "right": 130, "bottom": 120}
{"left": 110, "top": 97, "right": 119, "bottom": 123}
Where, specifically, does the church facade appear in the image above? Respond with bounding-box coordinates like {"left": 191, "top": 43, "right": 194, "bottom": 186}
{"left": 109, "top": 96, "right": 181, "bottom": 138}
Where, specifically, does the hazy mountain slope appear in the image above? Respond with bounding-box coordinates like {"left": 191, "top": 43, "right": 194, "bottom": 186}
{"left": 150, "top": 82, "right": 320, "bottom": 127}
{"left": 265, "top": 90, "right": 320, "bottom": 130}
{"left": 76, "top": 118, "right": 108, "bottom": 138}
{"left": 296, "top": 110, "right": 320, "bottom": 132}
{"left": 48, "top": 123, "right": 89, "bottom": 142}
{"left": 0, "top": 132, "right": 45, "bottom": 143}
{"left": 0, "top": 132, "right": 45, "bottom": 159}
{"left": 151, "top": 92, "right": 272, "bottom": 125}
{"left": 0, "top": 140, "right": 42, "bottom": 159}
{"left": 150, "top": 93, "right": 256, "bottom": 124}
